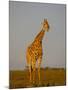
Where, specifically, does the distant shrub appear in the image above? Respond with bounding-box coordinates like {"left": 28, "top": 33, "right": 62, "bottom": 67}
{"left": 45, "top": 67, "right": 50, "bottom": 70}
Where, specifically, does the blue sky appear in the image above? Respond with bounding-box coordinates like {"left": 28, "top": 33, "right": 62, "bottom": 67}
{"left": 9, "top": 1, "right": 66, "bottom": 70}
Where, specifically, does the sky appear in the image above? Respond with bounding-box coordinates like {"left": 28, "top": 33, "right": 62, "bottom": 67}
{"left": 9, "top": 1, "right": 66, "bottom": 70}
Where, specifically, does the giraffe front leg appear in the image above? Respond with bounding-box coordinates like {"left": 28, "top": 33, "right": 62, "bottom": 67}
{"left": 32, "top": 62, "right": 36, "bottom": 84}
{"left": 38, "top": 57, "right": 42, "bottom": 85}
{"left": 38, "top": 65, "right": 41, "bottom": 85}
{"left": 29, "top": 65, "right": 32, "bottom": 84}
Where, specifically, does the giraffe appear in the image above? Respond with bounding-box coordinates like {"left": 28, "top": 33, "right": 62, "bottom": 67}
{"left": 26, "top": 19, "right": 50, "bottom": 84}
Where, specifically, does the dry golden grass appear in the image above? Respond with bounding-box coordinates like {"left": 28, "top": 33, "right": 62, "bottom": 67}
{"left": 9, "top": 68, "right": 66, "bottom": 89}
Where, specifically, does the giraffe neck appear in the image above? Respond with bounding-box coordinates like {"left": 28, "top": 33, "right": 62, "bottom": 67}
{"left": 34, "top": 29, "right": 45, "bottom": 42}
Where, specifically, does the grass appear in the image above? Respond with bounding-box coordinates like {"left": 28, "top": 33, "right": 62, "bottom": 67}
{"left": 9, "top": 68, "right": 66, "bottom": 89}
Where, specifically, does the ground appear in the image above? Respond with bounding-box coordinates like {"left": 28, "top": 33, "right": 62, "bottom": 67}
{"left": 9, "top": 68, "right": 66, "bottom": 89}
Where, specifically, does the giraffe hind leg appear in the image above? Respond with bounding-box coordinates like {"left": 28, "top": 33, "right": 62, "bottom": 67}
{"left": 29, "top": 65, "right": 32, "bottom": 84}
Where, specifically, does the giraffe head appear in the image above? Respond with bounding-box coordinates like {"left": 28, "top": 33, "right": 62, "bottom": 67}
{"left": 42, "top": 19, "right": 50, "bottom": 32}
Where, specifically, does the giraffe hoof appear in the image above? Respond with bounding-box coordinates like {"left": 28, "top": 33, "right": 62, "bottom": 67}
{"left": 38, "top": 82, "right": 41, "bottom": 86}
